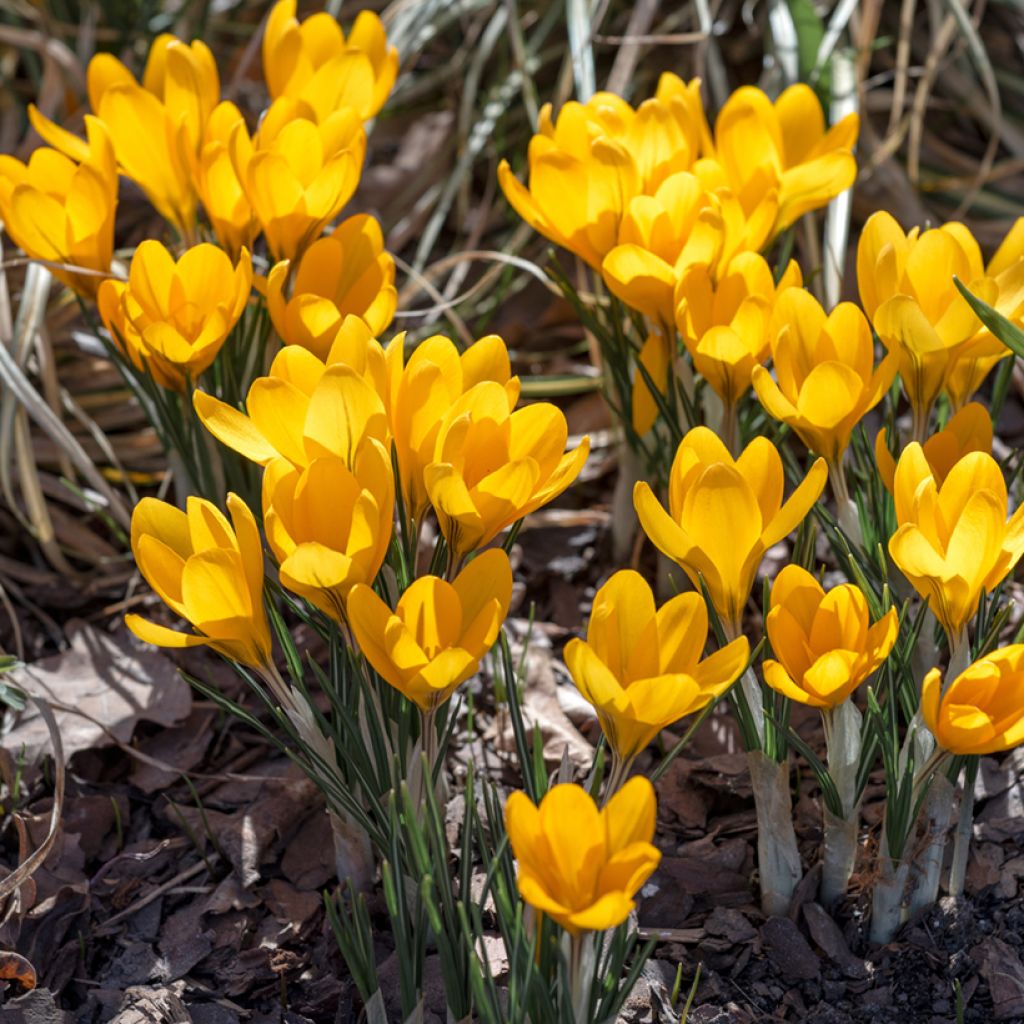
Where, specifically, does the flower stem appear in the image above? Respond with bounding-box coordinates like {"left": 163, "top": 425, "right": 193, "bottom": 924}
{"left": 948, "top": 756, "right": 979, "bottom": 898}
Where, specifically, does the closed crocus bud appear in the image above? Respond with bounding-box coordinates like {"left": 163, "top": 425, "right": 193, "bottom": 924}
{"left": 706, "top": 84, "right": 858, "bottom": 237}
{"left": 505, "top": 776, "right": 661, "bottom": 935}
{"left": 874, "top": 402, "right": 992, "bottom": 494}
{"left": 425, "top": 382, "right": 589, "bottom": 561}
{"left": 564, "top": 571, "right": 749, "bottom": 766}
{"left": 922, "top": 646, "right": 1024, "bottom": 756}
{"left": 98, "top": 241, "right": 251, "bottom": 391}
{"left": 634, "top": 426, "right": 827, "bottom": 634}
{"left": 0, "top": 115, "right": 117, "bottom": 297}
{"left": 194, "top": 322, "right": 388, "bottom": 466}
{"left": 752, "top": 289, "right": 898, "bottom": 468}
{"left": 126, "top": 493, "right": 271, "bottom": 669}
{"left": 347, "top": 549, "right": 513, "bottom": 710}
{"left": 763, "top": 565, "right": 898, "bottom": 709}
{"left": 263, "top": 0, "right": 398, "bottom": 120}
{"left": 265, "top": 215, "right": 396, "bottom": 358}
{"left": 230, "top": 98, "right": 365, "bottom": 263}
{"left": 889, "top": 445, "right": 1024, "bottom": 642}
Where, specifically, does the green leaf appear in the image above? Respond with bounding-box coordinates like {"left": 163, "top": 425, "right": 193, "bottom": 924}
{"left": 953, "top": 276, "right": 1024, "bottom": 356}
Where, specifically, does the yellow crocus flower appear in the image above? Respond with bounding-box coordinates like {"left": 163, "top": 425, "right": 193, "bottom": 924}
{"left": 564, "top": 570, "right": 748, "bottom": 766}
{"left": 98, "top": 241, "right": 252, "bottom": 391}
{"left": 265, "top": 214, "right": 397, "bottom": 358}
{"left": 922, "top": 646, "right": 1024, "bottom": 756}
{"left": 889, "top": 445, "right": 1024, "bottom": 641}
{"left": 505, "top": 776, "right": 661, "bottom": 935}
{"left": 346, "top": 548, "right": 512, "bottom": 711}
{"left": 763, "top": 565, "right": 898, "bottom": 709}
{"left": 634, "top": 426, "right": 827, "bottom": 634}
{"left": 126, "top": 493, "right": 271, "bottom": 669}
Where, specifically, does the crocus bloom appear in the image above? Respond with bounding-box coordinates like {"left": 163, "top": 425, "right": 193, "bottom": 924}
{"left": 265, "top": 215, "right": 396, "bottom": 358}
{"left": 505, "top": 776, "right": 661, "bottom": 935}
{"left": 98, "top": 241, "right": 252, "bottom": 391}
{"left": 752, "top": 289, "right": 898, "bottom": 467}
{"left": 889, "top": 445, "right": 1024, "bottom": 640}
{"left": 922, "top": 645, "right": 1024, "bottom": 755}
{"left": 263, "top": 445, "right": 393, "bottom": 622}
{"left": 875, "top": 402, "right": 992, "bottom": 495}
{"left": 634, "top": 426, "right": 827, "bottom": 633}
{"left": 0, "top": 115, "right": 117, "bottom": 297}
{"left": 263, "top": 0, "right": 398, "bottom": 120}
{"left": 347, "top": 549, "right": 512, "bottom": 709}
{"left": 763, "top": 565, "right": 898, "bottom": 709}
{"left": 425, "top": 382, "right": 590, "bottom": 560}
{"left": 705, "top": 84, "right": 858, "bottom": 236}
{"left": 564, "top": 571, "right": 749, "bottom": 763}
{"left": 126, "top": 493, "right": 270, "bottom": 669}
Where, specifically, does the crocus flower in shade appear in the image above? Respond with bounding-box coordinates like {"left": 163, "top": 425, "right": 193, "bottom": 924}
{"left": 875, "top": 402, "right": 992, "bottom": 495}
{"left": 0, "top": 116, "right": 117, "bottom": 297}
{"left": 762, "top": 565, "right": 898, "bottom": 709}
{"left": 386, "top": 335, "right": 520, "bottom": 520}
{"left": 505, "top": 776, "right": 661, "bottom": 935}
{"left": 347, "top": 549, "right": 513, "bottom": 710}
{"left": 265, "top": 215, "right": 396, "bottom": 358}
{"left": 229, "top": 99, "right": 365, "bottom": 262}
{"left": 888, "top": 445, "right": 1024, "bottom": 641}
{"left": 564, "top": 570, "right": 749, "bottom": 765}
{"left": 263, "top": 444, "right": 393, "bottom": 622}
{"left": 98, "top": 241, "right": 252, "bottom": 391}
{"left": 705, "top": 83, "right": 858, "bottom": 236}
{"left": 922, "top": 645, "right": 1024, "bottom": 755}
{"left": 634, "top": 426, "right": 827, "bottom": 634}
{"left": 752, "top": 289, "right": 898, "bottom": 468}
{"left": 126, "top": 493, "right": 271, "bottom": 669}
{"left": 263, "top": 0, "right": 398, "bottom": 120}
{"left": 424, "top": 382, "right": 590, "bottom": 560}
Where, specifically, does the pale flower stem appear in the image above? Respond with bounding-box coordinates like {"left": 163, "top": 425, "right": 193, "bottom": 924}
{"left": 948, "top": 758, "right": 979, "bottom": 898}
{"left": 721, "top": 400, "right": 739, "bottom": 457}
{"left": 748, "top": 750, "right": 802, "bottom": 916}
{"left": 568, "top": 932, "right": 594, "bottom": 1024}
{"left": 906, "top": 772, "right": 955, "bottom": 918}
{"left": 829, "top": 457, "right": 863, "bottom": 548}
{"left": 602, "top": 752, "right": 630, "bottom": 806}
{"left": 820, "top": 701, "right": 862, "bottom": 908}
{"left": 945, "top": 629, "right": 972, "bottom": 687}
{"left": 723, "top": 622, "right": 764, "bottom": 746}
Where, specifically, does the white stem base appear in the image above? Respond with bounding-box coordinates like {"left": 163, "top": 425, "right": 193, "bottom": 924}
{"left": 748, "top": 751, "right": 802, "bottom": 916}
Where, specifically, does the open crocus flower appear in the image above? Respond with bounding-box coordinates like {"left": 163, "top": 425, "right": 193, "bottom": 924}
{"left": 0, "top": 116, "right": 117, "bottom": 297}
{"left": 889, "top": 445, "right": 1024, "bottom": 641}
{"left": 875, "top": 402, "right": 992, "bottom": 495}
{"left": 505, "top": 776, "right": 661, "bottom": 935}
{"left": 265, "top": 215, "right": 396, "bottom": 358}
{"left": 229, "top": 98, "right": 365, "bottom": 262}
{"left": 752, "top": 289, "right": 898, "bottom": 468}
{"left": 634, "top": 426, "right": 827, "bottom": 634}
{"left": 705, "top": 83, "right": 858, "bottom": 237}
{"left": 425, "top": 382, "right": 590, "bottom": 560}
{"left": 263, "top": 444, "right": 393, "bottom": 622}
{"left": 98, "top": 241, "right": 252, "bottom": 391}
{"left": 564, "top": 571, "right": 748, "bottom": 766}
{"left": 263, "top": 0, "right": 398, "bottom": 121}
{"left": 763, "top": 565, "right": 898, "bottom": 709}
{"left": 126, "top": 493, "right": 271, "bottom": 669}
{"left": 922, "top": 645, "right": 1024, "bottom": 756}
{"left": 346, "top": 549, "right": 512, "bottom": 710}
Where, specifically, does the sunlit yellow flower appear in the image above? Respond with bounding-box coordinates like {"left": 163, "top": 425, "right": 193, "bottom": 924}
{"left": 0, "top": 115, "right": 117, "bottom": 297}
{"left": 634, "top": 426, "right": 827, "bottom": 633}
{"left": 889, "top": 445, "right": 1024, "bottom": 640}
{"left": 347, "top": 549, "right": 512, "bottom": 710}
{"left": 265, "top": 215, "right": 396, "bottom": 358}
{"left": 197, "top": 101, "right": 258, "bottom": 259}
{"left": 752, "top": 289, "right": 898, "bottom": 467}
{"left": 564, "top": 571, "right": 748, "bottom": 763}
{"left": 505, "top": 776, "right": 661, "bottom": 935}
{"left": 705, "top": 83, "right": 858, "bottom": 236}
{"left": 263, "top": 0, "right": 398, "bottom": 120}
{"left": 763, "top": 565, "right": 898, "bottom": 709}
{"left": 425, "top": 383, "right": 589, "bottom": 560}
{"left": 126, "top": 493, "right": 270, "bottom": 669}
{"left": 875, "top": 402, "right": 992, "bottom": 495}
{"left": 229, "top": 98, "right": 365, "bottom": 262}
{"left": 262, "top": 444, "right": 393, "bottom": 622}
{"left": 98, "top": 241, "right": 251, "bottom": 391}
{"left": 922, "top": 645, "right": 1024, "bottom": 755}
